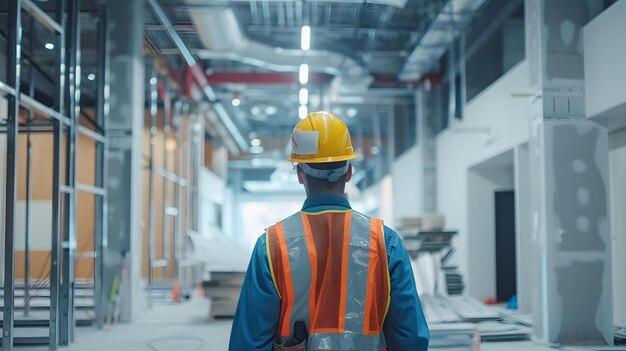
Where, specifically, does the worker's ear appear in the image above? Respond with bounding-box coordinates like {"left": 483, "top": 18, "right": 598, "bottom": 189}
{"left": 296, "top": 164, "right": 305, "bottom": 185}
{"left": 345, "top": 164, "right": 353, "bottom": 183}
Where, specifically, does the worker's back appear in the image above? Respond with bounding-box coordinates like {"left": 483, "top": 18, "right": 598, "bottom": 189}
{"left": 266, "top": 209, "right": 389, "bottom": 350}
{"left": 229, "top": 112, "right": 428, "bottom": 351}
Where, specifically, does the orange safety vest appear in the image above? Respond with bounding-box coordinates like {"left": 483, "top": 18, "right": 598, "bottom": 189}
{"left": 266, "top": 209, "right": 391, "bottom": 351}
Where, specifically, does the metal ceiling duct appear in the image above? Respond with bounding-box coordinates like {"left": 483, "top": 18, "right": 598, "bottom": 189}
{"left": 189, "top": 8, "right": 374, "bottom": 92}
{"left": 186, "top": 0, "right": 408, "bottom": 9}
{"left": 305, "top": 0, "right": 407, "bottom": 6}
{"left": 399, "top": 0, "right": 487, "bottom": 81}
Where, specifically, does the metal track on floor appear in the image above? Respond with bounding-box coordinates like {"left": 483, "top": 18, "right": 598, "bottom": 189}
{"left": 0, "top": 337, "right": 49, "bottom": 346}
{"left": 0, "top": 319, "right": 93, "bottom": 328}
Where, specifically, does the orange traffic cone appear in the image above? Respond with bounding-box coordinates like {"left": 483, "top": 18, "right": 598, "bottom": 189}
{"left": 172, "top": 282, "right": 180, "bottom": 303}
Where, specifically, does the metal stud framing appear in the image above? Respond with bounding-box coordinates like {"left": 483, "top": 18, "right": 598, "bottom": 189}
{"left": 1, "top": 0, "right": 108, "bottom": 349}
{"left": 147, "top": 69, "right": 158, "bottom": 305}
{"left": 144, "top": 0, "right": 205, "bottom": 302}
{"left": 146, "top": 72, "right": 190, "bottom": 303}
{"left": 3, "top": 0, "right": 23, "bottom": 348}
{"left": 93, "top": 3, "right": 109, "bottom": 329}
{"left": 1, "top": 0, "right": 205, "bottom": 347}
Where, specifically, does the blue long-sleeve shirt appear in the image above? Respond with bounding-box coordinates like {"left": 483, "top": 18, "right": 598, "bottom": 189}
{"left": 229, "top": 194, "right": 430, "bottom": 350}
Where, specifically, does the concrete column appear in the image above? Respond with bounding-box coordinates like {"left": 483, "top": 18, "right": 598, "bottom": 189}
{"left": 105, "top": 0, "right": 145, "bottom": 322}
{"left": 416, "top": 86, "right": 441, "bottom": 213}
{"left": 526, "top": 0, "right": 613, "bottom": 345}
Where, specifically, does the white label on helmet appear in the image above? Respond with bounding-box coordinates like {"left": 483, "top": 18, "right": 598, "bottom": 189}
{"left": 291, "top": 130, "right": 319, "bottom": 155}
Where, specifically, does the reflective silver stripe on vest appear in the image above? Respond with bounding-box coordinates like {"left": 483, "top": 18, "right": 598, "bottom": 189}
{"left": 344, "top": 211, "right": 371, "bottom": 334}
{"left": 308, "top": 332, "right": 386, "bottom": 350}
{"left": 281, "top": 213, "right": 311, "bottom": 332}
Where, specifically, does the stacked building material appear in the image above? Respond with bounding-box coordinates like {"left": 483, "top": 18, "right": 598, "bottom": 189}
{"left": 422, "top": 294, "right": 532, "bottom": 347}
{"left": 443, "top": 266, "right": 465, "bottom": 295}
{"left": 616, "top": 326, "right": 626, "bottom": 345}
{"left": 428, "top": 323, "right": 476, "bottom": 348}
{"left": 202, "top": 271, "right": 245, "bottom": 318}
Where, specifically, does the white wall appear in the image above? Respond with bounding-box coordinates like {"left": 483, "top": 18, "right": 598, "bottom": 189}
{"left": 584, "top": 0, "right": 626, "bottom": 121}
{"left": 357, "top": 174, "right": 394, "bottom": 226}
{"left": 467, "top": 159, "right": 515, "bottom": 300}
{"left": 436, "top": 61, "right": 532, "bottom": 287}
{"left": 199, "top": 167, "right": 226, "bottom": 239}
{"left": 514, "top": 143, "right": 533, "bottom": 311}
{"left": 235, "top": 193, "right": 305, "bottom": 251}
{"left": 391, "top": 145, "right": 422, "bottom": 227}
{"left": 609, "top": 145, "right": 626, "bottom": 326}
{"left": 583, "top": 0, "right": 626, "bottom": 326}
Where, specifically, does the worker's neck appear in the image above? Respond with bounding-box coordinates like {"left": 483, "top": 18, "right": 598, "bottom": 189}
{"left": 305, "top": 190, "right": 346, "bottom": 198}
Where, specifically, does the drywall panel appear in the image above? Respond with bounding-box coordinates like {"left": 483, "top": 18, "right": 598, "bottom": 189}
{"left": 0, "top": 133, "right": 97, "bottom": 279}
{"left": 0, "top": 134, "right": 5, "bottom": 281}
{"left": 436, "top": 61, "right": 531, "bottom": 280}
{"left": 584, "top": 0, "right": 626, "bottom": 119}
{"left": 514, "top": 143, "right": 533, "bottom": 311}
{"left": 391, "top": 145, "right": 422, "bottom": 227}
{"left": 530, "top": 120, "right": 613, "bottom": 344}
{"left": 14, "top": 201, "right": 53, "bottom": 250}
{"left": 201, "top": 167, "right": 226, "bottom": 205}
{"left": 609, "top": 145, "right": 626, "bottom": 326}
{"left": 198, "top": 167, "right": 227, "bottom": 242}
{"left": 466, "top": 170, "right": 497, "bottom": 300}
{"left": 15, "top": 135, "right": 54, "bottom": 201}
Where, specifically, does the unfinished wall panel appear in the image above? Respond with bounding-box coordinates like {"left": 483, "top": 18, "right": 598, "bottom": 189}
{"left": 530, "top": 119, "right": 613, "bottom": 345}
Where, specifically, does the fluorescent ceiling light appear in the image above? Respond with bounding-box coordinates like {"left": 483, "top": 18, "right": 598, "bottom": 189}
{"left": 299, "top": 88, "right": 309, "bottom": 105}
{"left": 298, "top": 105, "right": 308, "bottom": 119}
{"left": 299, "top": 64, "right": 309, "bottom": 85}
{"left": 347, "top": 108, "right": 357, "bottom": 118}
{"left": 301, "top": 25, "right": 311, "bottom": 51}
{"left": 265, "top": 106, "right": 277, "bottom": 115}
{"left": 232, "top": 98, "right": 241, "bottom": 106}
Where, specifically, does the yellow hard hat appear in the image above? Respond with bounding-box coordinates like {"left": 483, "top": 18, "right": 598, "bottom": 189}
{"left": 288, "top": 111, "right": 358, "bottom": 163}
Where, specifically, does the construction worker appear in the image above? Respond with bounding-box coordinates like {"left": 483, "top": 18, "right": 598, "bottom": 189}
{"left": 229, "top": 111, "right": 429, "bottom": 350}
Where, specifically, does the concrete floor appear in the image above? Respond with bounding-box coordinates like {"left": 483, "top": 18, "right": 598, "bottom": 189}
{"left": 18, "top": 298, "right": 230, "bottom": 351}
{"left": 13, "top": 298, "right": 625, "bottom": 351}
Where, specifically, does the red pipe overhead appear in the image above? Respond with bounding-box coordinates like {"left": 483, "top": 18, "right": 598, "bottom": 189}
{"left": 178, "top": 66, "right": 444, "bottom": 94}
{"left": 204, "top": 72, "right": 334, "bottom": 85}
{"left": 204, "top": 72, "right": 443, "bottom": 87}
